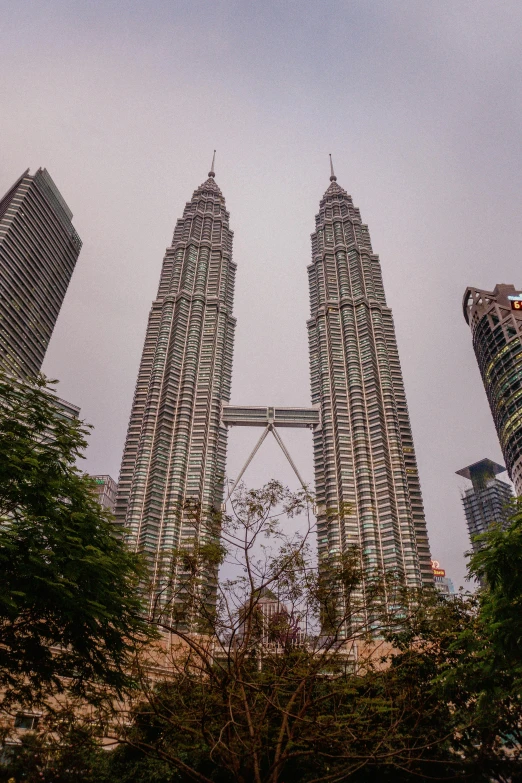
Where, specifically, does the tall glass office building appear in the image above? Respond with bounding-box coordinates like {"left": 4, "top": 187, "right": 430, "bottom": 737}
{"left": 456, "top": 458, "right": 513, "bottom": 552}
{"left": 0, "top": 169, "right": 81, "bottom": 378}
{"left": 307, "top": 165, "right": 433, "bottom": 593}
{"left": 115, "top": 163, "right": 236, "bottom": 618}
{"left": 463, "top": 284, "right": 522, "bottom": 494}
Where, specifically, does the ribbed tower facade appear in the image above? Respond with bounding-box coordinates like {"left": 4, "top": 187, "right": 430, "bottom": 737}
{"left": 115, "top": 164, "right": 236, "bottom": 616}
{"left": 307, "top": 166, "right": 433, "bottom": 594}
{"left": 0, "top": 168, "right": 81, "bottom": 378}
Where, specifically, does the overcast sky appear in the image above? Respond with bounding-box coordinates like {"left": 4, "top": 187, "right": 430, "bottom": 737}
{"left": 2, "top": 0, "right": 522, "bottom": 588}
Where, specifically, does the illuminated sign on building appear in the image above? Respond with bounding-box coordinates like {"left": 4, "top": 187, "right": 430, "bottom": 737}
{"left": 508, "top": 295, "right": 522, "bottom": 311}
{"left": 431, "top": 560, "right": 446, "bottom": 577}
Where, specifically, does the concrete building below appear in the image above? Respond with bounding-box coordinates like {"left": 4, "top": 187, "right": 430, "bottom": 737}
{"left": 91, "top": 475, "right": 118, "bottom": 513}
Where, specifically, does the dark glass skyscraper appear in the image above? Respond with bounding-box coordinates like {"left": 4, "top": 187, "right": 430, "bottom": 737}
{"left": 0, "top": 169, "right": 82, "bottom": 378}
{"left": 307, "top": 164, "right": 433, "bottom": 593}
{"left": 456, "top": 458, "right": 513, "bottom": 552}
{"left": 463, "top": 284, "right": 522, "bottom": 493}
{"left": 115, "top": 163, "right": 236, "bottom": 617}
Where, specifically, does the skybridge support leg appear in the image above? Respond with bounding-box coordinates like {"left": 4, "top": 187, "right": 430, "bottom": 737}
{"left": 225, "top": 424, "right": 309, "bottom": 503}
{"left": 270, "top": 425, "right": 308, "bottom": 492}
{"left": 226, "top": 425, "right": 271, "bottom": 502}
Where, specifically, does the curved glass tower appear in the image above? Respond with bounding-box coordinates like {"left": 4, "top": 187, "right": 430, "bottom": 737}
{"left": 463, "top": 284, "right": 522, "bottom": 493}
{"left": 307, "top": 164, "right": 433, "bottom": 596}
{"left": 115, "top": 162, "right": 236, "bottom": 618}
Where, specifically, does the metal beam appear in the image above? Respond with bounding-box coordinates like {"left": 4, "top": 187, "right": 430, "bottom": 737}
{"left": 225, "top": 422, "right": 311, "bottom": 502}
{"left": 271, "top": 425, "right": 309, "bottom": 491}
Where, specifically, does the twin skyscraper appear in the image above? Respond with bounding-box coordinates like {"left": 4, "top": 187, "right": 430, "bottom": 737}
{"left": 6, "top": 160, "right": 522, "bottom": 614}
{"left": 114, "top": 158, "right": 434, "bottom": 615}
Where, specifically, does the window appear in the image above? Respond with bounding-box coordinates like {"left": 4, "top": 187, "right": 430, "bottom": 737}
{"left": 15, "top": 713, "right": 40, "bottom": 730}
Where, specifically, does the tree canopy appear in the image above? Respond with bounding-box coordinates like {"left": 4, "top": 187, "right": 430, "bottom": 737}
{"left": 0, "top": 374, "right": 152, "bottom": 708}
{"left": 97, "top": 483, "right": 522, "bottom": 782}
{"left": 1, "top": 418, "right": 522, "bottom": 780}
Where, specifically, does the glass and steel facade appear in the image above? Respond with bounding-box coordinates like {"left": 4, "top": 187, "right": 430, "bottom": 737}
{"left": 115, "top": 169, "right": 236, "bottom": 617}
{"left": 307, "top": 173, "right": 433, "bottom": 596}
{"left": 456, "top": 458, "right": 513, "bottom": 552}
{"left": 0, "top": 169, "right": 81, "bottom": 378}
{"left": 463, "top": 284, "right": 522, "bottom": 493}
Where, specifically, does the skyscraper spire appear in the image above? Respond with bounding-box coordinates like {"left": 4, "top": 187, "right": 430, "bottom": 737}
{"left": 329, "top": 153, "right": 337, "bottom": 182}
{"left": 208, "top": 149, "right": 216, "bottom": 178}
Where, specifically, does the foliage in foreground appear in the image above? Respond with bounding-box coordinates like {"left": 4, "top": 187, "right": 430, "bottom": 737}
{"left": 117, "top": 489, "right": 522, "bottom": 781}
{"left": 2, "top": 468, "right": 522, "bottom": 780}
{"left": 0, "top": 374, "right": 153, "bottom": 708}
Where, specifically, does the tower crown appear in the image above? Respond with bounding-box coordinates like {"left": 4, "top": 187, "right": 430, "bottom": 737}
{"left": 322, "top": 154, "right": 347, "bottom": 199}
{"left": 195, "top": 177, "right": 222, "bottom": 196}
{"left": 191, "top": 151, "right": 222, "bottom": 198}
{"left": 323, "top": 179, "right": 347, "bottom": 198}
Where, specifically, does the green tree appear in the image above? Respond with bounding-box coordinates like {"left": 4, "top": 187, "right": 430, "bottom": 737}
{"left": 0, "top": 710, "right": 111, "bottom": 783}
{"left": 469, "top": 497, "right": 522, "bottom": 671}
{"left": 435, "top": 502, "right": 522, "bottom": 777}
{"left": 6, "top": 472, "right": 522, "bottom": 781}
{"left": 0, "top": 374, "right": 153, "bottom": 709}
{"left": 106, "top": 482, "right": 497, "bottom": 783}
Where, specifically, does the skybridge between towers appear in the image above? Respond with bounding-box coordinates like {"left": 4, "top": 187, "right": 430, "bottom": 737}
{"left": 114, "top": 156, "right": 435, "bottom": 612}
{"left": 221, "top": 404, "right": 321, "bottom": 500}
